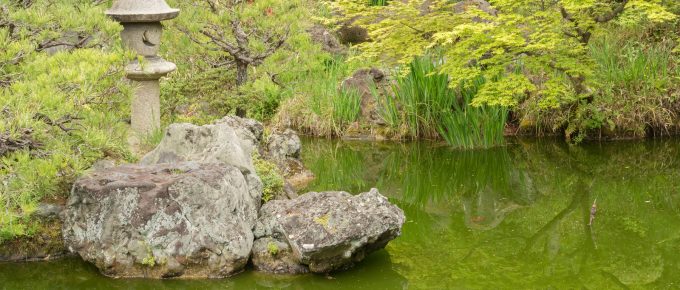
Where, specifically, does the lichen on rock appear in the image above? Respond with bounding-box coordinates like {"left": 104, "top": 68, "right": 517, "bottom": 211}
{"left": 252, "top": 188, "right": 405, "bottom": 274}
{"left": 61, "top": 116, "right": 405, "bottom": 279}
{"left": 62, "top": 162, "right": 258, "bottom": 278}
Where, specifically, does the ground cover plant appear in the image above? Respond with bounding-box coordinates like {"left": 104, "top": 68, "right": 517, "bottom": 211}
{"left": 0, "top": 0, "right": 131, "bottom": 241}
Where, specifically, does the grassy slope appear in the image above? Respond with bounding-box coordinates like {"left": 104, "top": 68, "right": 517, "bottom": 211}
{"left": 0, "top": 2, "right": 132, "bottom": 241}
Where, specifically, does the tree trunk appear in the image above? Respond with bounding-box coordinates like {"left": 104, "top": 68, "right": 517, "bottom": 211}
{"left": 236, "top": 61, "right": 248, "bottom": 86}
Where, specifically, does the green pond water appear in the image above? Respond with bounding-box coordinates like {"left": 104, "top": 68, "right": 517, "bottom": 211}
{"left": 2, "top": 138, "right": 680, "bottom": 289}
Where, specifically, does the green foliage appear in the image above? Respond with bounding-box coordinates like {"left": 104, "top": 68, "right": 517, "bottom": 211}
{"left": 164, "top": 0, "right": 350, "bottom": 127}
{"left": 370, "top": 83, "right": 398, "bottom": 130}
{"left": 267, "top": 241, "right": 280, "bottom": 256}
{"left": 391, "top": 56, "right": 454, "bottom": 139}
{"left": 1, "top": 1, "right": 131, "bottom": 240}
{"left": 332, "top": 0, "right": 679, "bottom": 141}
{"left": 368, "top": 0, "right": 388, "bottom": 6}
{"left": 253, "top": 153, "right": 284, "bottom": 203}
{"left": 586, "top": 27, "right": 680, "bottom": 136}
{"left": 172, "top": 0, "right": 299, "bottom": 83}
{"left": 275, "top": 55, "right": 365, "bottom": 136}
{"left": 140, "top": 128, "right": 166, "bottom": 153}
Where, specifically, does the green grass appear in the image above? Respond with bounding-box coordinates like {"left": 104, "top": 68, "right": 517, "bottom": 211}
{"left": 368, "top": 0, "right": 388, "bottom": 6}
{"left": 332, "top": 88, "right": 362, "bottom": 131}
{"left": 275, "top": 55, "right": 364, "bottom": 136}
{"left": 586, "top": 26, "right": 680, "bottom": 137}
{"left": 437, "top": 77, "right": 509, "bottom": 149}
{"left": 375, "top": 56, "right": 507, "bottom": 148}
{"left": 371, "top": 82, "right": 400, "bottom": 128}
{"left": 395, "top": 57, "right": 453, "bottom": 139}
{"left": 139, "top": 127, "right": 166, "bottom": 153}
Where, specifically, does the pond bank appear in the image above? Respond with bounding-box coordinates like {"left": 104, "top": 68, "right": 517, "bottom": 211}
{"left": 0, "top": 219, "right": 67, "bottom": 262}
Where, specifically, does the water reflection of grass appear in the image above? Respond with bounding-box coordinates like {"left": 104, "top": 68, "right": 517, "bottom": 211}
{"left": 379, "top": 145, "right": 517, "bottom": 205}
{"left": 304, "top": 138, "right": 533, "bottom": 207}
{"left": 302, "top": 139, "right": 370, "bottom": 193}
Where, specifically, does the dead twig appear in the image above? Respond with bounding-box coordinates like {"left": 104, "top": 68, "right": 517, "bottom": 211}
{"left": 33, "top": 113, "right": 84, "bottom": 134}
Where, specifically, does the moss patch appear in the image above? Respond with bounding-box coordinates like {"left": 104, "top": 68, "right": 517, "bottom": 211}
{"left": 0, "top": 218, "right": 67, "bottom": 262}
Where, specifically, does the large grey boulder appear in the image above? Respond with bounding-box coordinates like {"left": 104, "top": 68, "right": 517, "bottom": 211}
{"left": 267, "top": 128, "right": 302, "bottom": 162}
{"left": 252, "top": 189, "right": 405, "bottom": 274}
{"left": 62, "top": 162, "right": 258, "bottom": 278}
{"left": 215, "top": 115, "right": 264, "bottom": 151}
{"left": 141, "top": 121, "right": 255, "bottom": 173}
{"left": 140, "top": 117, "right": 263, "bottom": 202}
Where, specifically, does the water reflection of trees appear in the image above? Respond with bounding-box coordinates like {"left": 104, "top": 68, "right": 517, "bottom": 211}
{"left": 302, "top": 138, "right": 680, "bottom": 288}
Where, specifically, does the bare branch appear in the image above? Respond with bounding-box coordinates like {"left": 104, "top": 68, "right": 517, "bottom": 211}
{"left": 594, "top": 0, "right": 629, "bottom": 23}
{"left": 252, "top": 25, "right": 290, "bottom": 64}
{"left": 559, "top": 6, "right": 592, "bottom": 44}
{"left": 33, "top": 113, "right": 83, "bottom": 134}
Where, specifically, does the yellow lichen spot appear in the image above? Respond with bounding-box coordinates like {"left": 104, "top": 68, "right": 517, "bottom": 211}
{"left": 314, "top": 214, "right": 330, "bottom": 229}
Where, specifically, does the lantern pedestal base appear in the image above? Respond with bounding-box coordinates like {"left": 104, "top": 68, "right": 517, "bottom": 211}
{"left": 130, "top": 80, "right": 161, "bottom": 136}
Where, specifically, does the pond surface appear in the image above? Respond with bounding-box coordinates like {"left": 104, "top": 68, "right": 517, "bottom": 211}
{"left": 2, "top": 138, "right": 680, "bottom": 289}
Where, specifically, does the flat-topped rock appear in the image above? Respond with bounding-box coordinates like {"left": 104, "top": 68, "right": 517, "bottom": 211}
{"left": 62, "top": 162, "right": 258, "bottom": 278}
{"left": 253, "top": 189, "right": 405, "bottom": 273}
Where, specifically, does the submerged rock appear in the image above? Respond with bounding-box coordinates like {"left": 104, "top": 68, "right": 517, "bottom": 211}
{"left": 252, "top": 189, "right": 405, "bottom": 274}
{"left": 62, "top": 162, "right": 258, "bottom": 278}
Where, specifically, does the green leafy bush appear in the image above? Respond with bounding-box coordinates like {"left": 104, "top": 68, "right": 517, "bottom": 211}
{"left": 332, "top": 0, "right": 678, "bottom": 141}
{"left": 253, "top": 153, "right": 284, "bottom": 203}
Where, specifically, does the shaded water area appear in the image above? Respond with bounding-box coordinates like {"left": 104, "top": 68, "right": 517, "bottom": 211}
{"left": 2, "top": 138, "right": 680, "bottom": 289}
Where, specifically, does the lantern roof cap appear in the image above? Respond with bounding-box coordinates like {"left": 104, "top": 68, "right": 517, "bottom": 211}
{"left": 106, "top": 0, "right": 179, "bottom": 23}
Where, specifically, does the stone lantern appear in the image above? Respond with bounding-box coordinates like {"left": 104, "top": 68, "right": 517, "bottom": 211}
{"left": 106, "top": 1, "right": 179, "bottom": 136}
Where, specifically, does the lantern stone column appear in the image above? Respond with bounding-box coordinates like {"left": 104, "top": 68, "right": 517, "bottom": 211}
{"left": 106, "top": 1, "right": 179, "bottom": 136}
